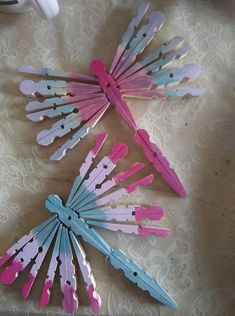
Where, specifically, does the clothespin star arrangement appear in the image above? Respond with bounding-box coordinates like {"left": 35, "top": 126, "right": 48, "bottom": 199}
{"left": 18, "top": 1, "right": 203, "bottom": 198}
{"left": 0, "top": 1, "right": 204, "bottom": 314}
{"left": 0, "top": 133, "right": 176, "bottom": 313}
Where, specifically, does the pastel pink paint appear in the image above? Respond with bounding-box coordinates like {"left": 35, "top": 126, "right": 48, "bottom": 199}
{"left": 117, "top": 61, "right": 144, "bottom": 84}
{"left": 0, "top": 260, "right": 23, "bottom": 284}
{"left": 120, "top": 75, "right": 152, "bottom": 90}
{"left": 109, "top": 143, "right": 128, "bottom": 163}
{"left": 111, "top": 45, "right": 125, "bottom": 69}
{"left": 90, "top": 59, "right": 137, "bottom": 130}
{"left": 113, "top": 46, "right": 124, "bottom": 65}
{"left": 114, "top": 162, "right": 144, "bottom": 183}
{"left": 87, "top": 284, "right": 101, "bottom": 314}
{"left": 91, "top": 132, "right": 108, "bottom": 155}
{"left": 138, "top": 227, "right": 170, "bottom": 238}
{"left": 22, "top": 273, "right": 35, "bottom": 299}
{"left": 0, "top": 253, "right": 11, "bottom": 267}
{"left": 135, "top": 129, "right": 187, "bottom": 198}
{"left": 80, "top": 102, "right": 105, "bottom": 121}
{"left": 115, "top": 55, "right": 146, "bottom": 80}
{"left": 67, "top": 72, "right": 97, "bottom": 84}
{"left": 62, "top": 284, "right": 78, "bottom": 314}
{"left": 135, "top": 206, "right": 164, "bottom": 221}
{"left": 152, "top": 90, "right": 167, "bottom": 98}
{"left": 40, "top": 279, "right": 53, "bottom": 307}
{"left": 67, "top": 83, "right": 101, "bottom": 97}
{"left": 126, "top": 175, "right": 153, "bottom": 193}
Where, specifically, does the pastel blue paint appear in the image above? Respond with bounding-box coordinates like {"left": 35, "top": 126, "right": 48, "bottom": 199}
{"left": 60, "top": 227, "right": 72, "bottom": 257}
{"left": 49, "top": 224, "right": 62, "bottom": 265}
{"left": 45, "top": 195, "right": 111, "bottom": 255}
{"left": 83, "top": 215, "right": 107, "bottom": 221}
{"left": 31, "top": 215, "right": 57, "bottom": 235}
{"left": 152, "top": 68, "right": 178, "bottom": 85}
{"left": 74, "top": 190, "right": 97, "bottom": 210}
{"left": 142, "top": 36, "right": 184, "bottom": 65}
{"left": 164, "top": 89, "right": 178, "bottom": 97}
{"left": 77, "top": 200, "right": 98, "bottom": 212}
{"left": 79, "top": 208, "right": 106, "bottom": 216}
{"left": 41, "top": 222, "right": 59, "bottom": 253}
{"left": 70, "top": 182, "right": 95, "bottom": 211}
{"left": 66, "top": 175, "right": 83, "bottom": 207}
{"left": 45, "top": 195, "right": 177, "bottom": 309}
{"left": 114, "top": 2, "right": 149, "bottom": 54}
{"left": 86, "top": 220, "right": 107, "bottom": 229}
{"left": 34, "top": 218, "right": 58, "bottom": 246}
{"left": 46, "top": 104, "right": 76, "bottom": 117}
{"left": 109, "top": 248, "right": 178, "bottom": 309}
{"left": 145, "top": 54, "right": 175, "bottom": 73}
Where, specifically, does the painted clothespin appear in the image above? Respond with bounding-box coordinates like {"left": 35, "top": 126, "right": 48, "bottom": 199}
{"left": 18, "top": 1, "right": 204, "bottom": 198}
{"left": 0, "top": 134, "right": 176, "bottom": 313}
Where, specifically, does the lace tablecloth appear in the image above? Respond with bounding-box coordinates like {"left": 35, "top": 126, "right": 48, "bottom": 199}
{"left": 0, "top": 1, "right": 234, "bottom": 315}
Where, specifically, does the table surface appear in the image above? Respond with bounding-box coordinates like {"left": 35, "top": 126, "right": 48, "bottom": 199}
{"left": 0, "top": 0, "right": 234, "bottom": 315}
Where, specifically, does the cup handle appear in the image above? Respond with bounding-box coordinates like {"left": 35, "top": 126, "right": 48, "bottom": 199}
{"left": 30, "top": 0, "right": 59, "bottom": 19}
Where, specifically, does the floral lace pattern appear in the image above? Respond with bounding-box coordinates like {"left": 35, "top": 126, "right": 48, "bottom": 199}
{"left": 0, "top": 0, "right": 234, "bottom": 315}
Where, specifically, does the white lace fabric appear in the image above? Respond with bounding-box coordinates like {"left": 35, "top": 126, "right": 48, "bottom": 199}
{"left": 0, "top": 0, "right": 234, "bottom": 315}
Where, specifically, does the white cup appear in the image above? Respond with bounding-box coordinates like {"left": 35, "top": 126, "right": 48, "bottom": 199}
{"left": 0, "top": 0, "right": 59, "bottom": 19}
